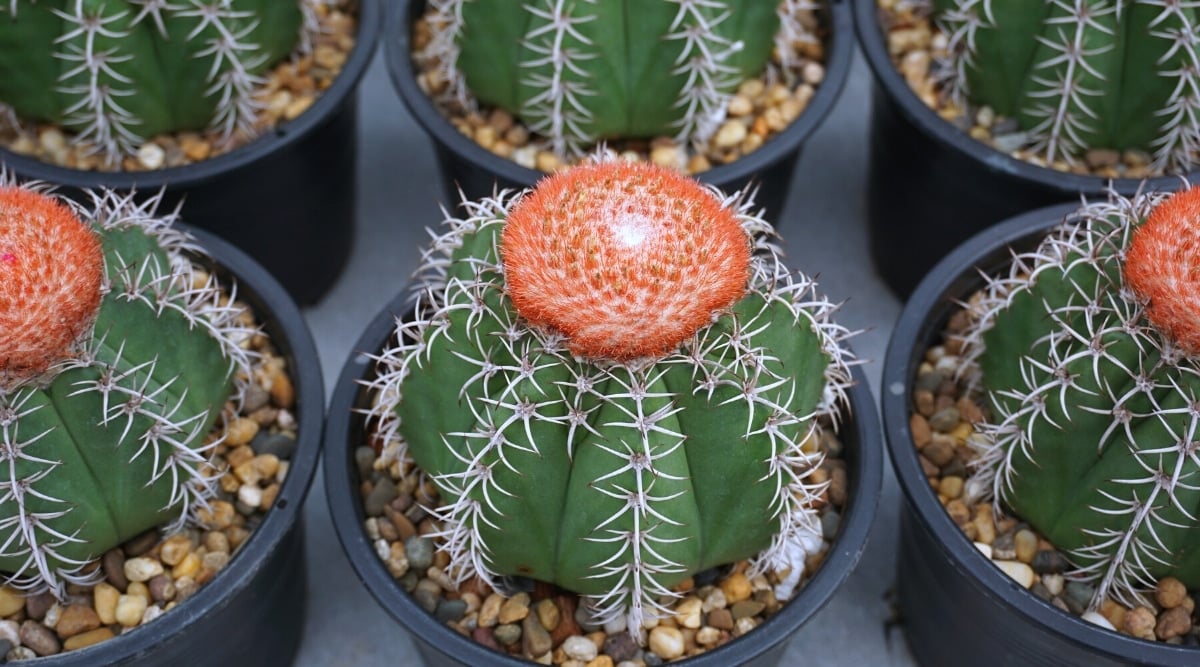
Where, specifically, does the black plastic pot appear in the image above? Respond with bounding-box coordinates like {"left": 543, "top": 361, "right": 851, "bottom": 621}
{"left": 384, "top": 0, "right": 854, "bottom": 220}
{"left": 881, "top": 202, "right": 1200, "bottom": 667}
{"left": 325, "top": 289, "right": 883, "bottom": 667}
{"left": 32, "top": 226, "right": 325, "bottom": 666}
{"left": 852, "top": 0, "right": 1197, "bottom": 300}
{"left": 0, "top": 2, "right": 381, "bottom": 306}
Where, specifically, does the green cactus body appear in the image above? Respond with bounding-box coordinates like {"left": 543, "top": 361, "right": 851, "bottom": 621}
{"left": 422, "top": 0, "right": 811, "bottom": 158}
{"left": 962, "top": 191, "right": 1200, "bottom": 610}
{"left": 0, "top": 180, "right": 252, "bottom": 593}
{"left": 368, "top": 161, "right": 852, "bottom": 630}
{"left": 933, "top": 0, "right": 1200, "bottom": 171}
{"left": 0, "top": 0, "right": 307, "bottom": 165}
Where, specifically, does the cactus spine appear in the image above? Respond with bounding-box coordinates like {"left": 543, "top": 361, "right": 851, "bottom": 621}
{"left": 0, "top": 0, "right": 323, "bottom": 167}
{"left": 0, "top": 174, "right": 253, "bottom": 594}
{"left": 366, "top": 160, "right": 854, "bottom": 632}
{"left": 960, "top": 186, "right": 1200, "bottom": 611}
{"left": 933, "top": 0, "right": 1200, "bottom": 171}
{"left": 420, "top": 0, "right": 818, "bottom": 159}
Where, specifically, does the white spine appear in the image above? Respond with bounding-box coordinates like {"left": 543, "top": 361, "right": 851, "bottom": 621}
{"left": 520, "top": 0, "right": 598, "bottom": 158}
{"left": 665, "top": 0, "right": 742, "bottom": 148}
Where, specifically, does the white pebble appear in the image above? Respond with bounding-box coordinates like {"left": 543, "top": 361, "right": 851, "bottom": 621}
{"left": 973, "top": 542, "right": 993, "bottom": 559}
{"left": 0, "top": 620, "right": 18, "bottom": 645}
{"left": 513, "top": 146, "right": 537, "bottom": 169}
{"left": 713, "top": 120, "right": 747, "bottom": 148}
{"left": 994, "top": 560, "right": 1035, "bottom": 588}
{"left": 1042, "top": 573, "right": 1064, "bottom": 596}
{"left": 561, "top": 636, "right": 597, "bottom": 661}
{"left": 602, "top": 614, "right": 626, "bottom": 635}
{"left": 1082, "top": 611, "right": 1115, "bottom": 630}
{"left": 137, "top": 143, "right": 166, "bottom": 170}
{"left": 238, "top": 484, "right": 263, "bottom": 508}
{"left": 42, "top": 603, "right": 62, "bottom": 629}
{"left": 124, "top": 557, "right": 164, "bottom": 583}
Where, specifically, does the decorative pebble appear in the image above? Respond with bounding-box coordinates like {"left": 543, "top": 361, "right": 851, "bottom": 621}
{"left": 404, "top": 536, "right": 435, "bottom": 572}
{"left": 1123, "top": 606, "right": 1157, "bottom": 640}
{"left": 648, "top": 626, "right": 685, "bottom": 660}
{"left": 19, "top": 620, "right": 61, "bottom": 656}
{"left": 54, "top": 605, "right": 100, "bottom": 639}
{"left": 1156, "top": 577, "right": 1189, "bottom": 609}
{"left": 1082, "top": 611, "right": 1115, "bottom": 631}
{"left": 603, "top": 631, "right": 641, "bottom": 663}
{"left": 719, "top": 572, "right": 752, "bottom": 604}
{"left": 493, "top": 623, "right": 521, "bottom": 646}
{"left": 498, "top": 592, "right": 531, "bottom": 624}
{"left": 0, "top": 587, "right": 23, "bottom": 617}
{"left": 562, "top": 635, "right": 599, "bottom": 661}
{"left": 522, "top": 613, "right": 553, "bottom": 657}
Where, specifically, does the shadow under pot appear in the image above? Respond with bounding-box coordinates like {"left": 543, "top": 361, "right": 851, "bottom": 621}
{"left": 851, "top": 0, "right": 1200, "bottom": 299}
{"left": 881, "top": 197, "right": 1200, "bottom": 667}
{"left": 0, "top": 0, "right": 382, "bottom": 306}
{"left": 323, "top": 287, "right": 883, "bottom": 667}
{"left": 383, "top": 0, "right": 854, "bottom": 221}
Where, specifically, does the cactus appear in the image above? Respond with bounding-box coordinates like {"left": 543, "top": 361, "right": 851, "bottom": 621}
{"left": 932, "top": 0, "right": 1200, "bottom": 171}
{"left": 420, "top": 0, "right": 820, "bottom": 159}
{"left": 366, "top": 160, "right": 855, "bottom": 633}
{"left": 960, "top": 186, "right": 1200, "bottom": 612}
{"left": 0, "top": 174, "right": 253, "bottom": 595}
{"left": 0, "top": 0, "right": 321, "bottom": 167}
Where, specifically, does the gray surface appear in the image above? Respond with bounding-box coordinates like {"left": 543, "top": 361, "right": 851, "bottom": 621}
{"left": 298, "top": 48, "right": 918, "bottom": 667}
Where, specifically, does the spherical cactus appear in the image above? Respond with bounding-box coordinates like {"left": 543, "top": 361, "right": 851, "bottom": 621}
{"left": 0, "top": 175, "right": 252, "bottom": 594}
{"left": 933, "top": 0, "right": 1200, "bottom": 171}
{"left": 961, "top": 186, "right": 1200, "bottom": 611}
{"left": 0, "top": 0, "right": 323, "bottom": 166}
{"left": 420, "top": 0, "right": 818, "bottom": 158}
{"left": 366, "top": 160, "right": 855, "bottom": 632}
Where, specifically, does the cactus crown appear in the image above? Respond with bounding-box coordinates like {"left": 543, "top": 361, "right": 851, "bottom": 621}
{"left": 0, "top": 174, "right": 255, "bottom": 594}
{"left": 960, "top": 186, "right": 1200, "bottom": 612}
{"left": 366, "top": 160, "right": 855, "bottom": 634}
{"left": 932, "top": 0, "right": 1200, "bottom": 171}
{"left": 419, "top": 0, "right": 819, "bottom": 159}
{"left": 0, "top": 0, "right": 329, "bottom": 167}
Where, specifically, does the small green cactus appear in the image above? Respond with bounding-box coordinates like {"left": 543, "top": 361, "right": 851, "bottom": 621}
{"left": 0, "top": 0, "right": 329, "bottom": 167}
{"left": 960, "top": 186, "right": 1200, "bottom": 611}
{"left": 932, "top": 0, "right": 1200, "bottom": 171}
{"left": 366, "top": 160, "right": 854, "bottom": 631}
{"left": 420, "top": 0, "right": 819, "bottom": 159}
{"left": 0, "top": 174, "right": 253, "bottom": 594}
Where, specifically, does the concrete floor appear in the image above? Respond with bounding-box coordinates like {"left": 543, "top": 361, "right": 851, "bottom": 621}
{"left": 298, "top": 48, "right": 920, "bottom": 667}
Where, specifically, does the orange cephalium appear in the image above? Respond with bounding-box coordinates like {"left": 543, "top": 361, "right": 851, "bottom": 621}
{"left": 1125, "top": 185, "right": 1200, "bottom": 356}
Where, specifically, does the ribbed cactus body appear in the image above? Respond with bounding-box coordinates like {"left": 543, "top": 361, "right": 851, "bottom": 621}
{"left": 0, "top": 181, "right": 250, "bottom": 593}
{"left": 0, "top": 0, "right": 304, "bottom": 164}
{"left": 370, "top": 161, "right": 852, "bottom": 630}
{"left": 934, "top": 0, "right": 1200, "bottom": 170}
{"left": 964, "top": 189, "right": 1200, "bottom": 609}
{"left": 425, "top": 0, "right": 783, "bottom": 157}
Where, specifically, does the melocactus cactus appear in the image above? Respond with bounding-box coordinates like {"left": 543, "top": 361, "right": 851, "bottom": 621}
{"left": 0, "top": 175, "right": 252, "bottom": 594}
{"left": 0, "top": 0, "right": 328, "bottom": 166}
{"left": 961, "top": 186, "right": 1200, "bottom": 611}
{"left": 933, "top": 0, "right": 1200, "bottom": 171}
{"left": 366, "top": 160, "right": 855, "bottom": 632}
{"left": 420, "top": 0, "right": 820, "bottom": 158}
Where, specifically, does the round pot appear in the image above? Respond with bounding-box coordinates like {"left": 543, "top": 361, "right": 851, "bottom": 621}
{"left": 881, "top": 202, "right": 1200, "bottom": 667}
{"left": 324, "top": 289, "right": 883, "bottom": 667}
{"left": 851, "top": 0, "right": 1197, "bottom": 300}
{"left": 29, "top": 225, "right": 325, "bottom": 666}
{"left": 384, "top": 0, "right": 853, "bottom": 220}
{"left": 0, "top": 2, "right": 382, "bottom": 306}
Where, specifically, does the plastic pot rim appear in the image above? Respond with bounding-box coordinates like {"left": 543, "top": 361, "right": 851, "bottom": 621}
{"left": 383, "top": 0, "right": 855, "bottom": 196}
{"left": 27, "top": 224, "right": 325, "bottom": 666}
{"left": 880, "top": 200, "right": 1200, "bottom": 665}
{"left": 850, "top": 0, "right": 1196, "bottom": 194}
{"left": 323, "top": 286, "right": 884, "bottom": 667}
{"left": 0, "top": 0, "right": 382, "bottom": 190}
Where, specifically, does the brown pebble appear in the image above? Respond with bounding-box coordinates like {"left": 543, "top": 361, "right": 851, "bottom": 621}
{"left": 1155, "top": 577, "right": 1189, "bottom": 609}
{"left": 472, "top": 626, "right": 500, "bottom": 651}
{"left": 24, "top": 591, "right": 56, "bottom": 621}
{"left": 54, "top": 605, "right": 100, "bottom": 639}
{"left": 270, "top": 372, "right": 295, "bottom": 408}
{"left": 20, "top": 619, "right": 61, "bottom": 656}
{"left": 945, "top": 499, "right": 970, "bottom": 527}
{"left": 923, "top": 438, "right": 956, "bottom": 467}
{"left": 914, "top": 389, "right": 935, "bottom": 416}
{"left": 103, "top": 549, "right": 129, "bottom": 591}
{"left": 548, "top": 595, "right": 581, "bottom": 645}
{"left": 1123, "top": 606, "right": 1156, "bottom": 640}
{"left": 1155, "top": 606, "right": 1192, "bottom": 640}
{"left": 708, "top": 607, "right": 734, "bottom": 630}
{"left": 910, "top": 414, "right": 931, "bottom": 447}
{"left": 63, "top": 626, "right": 116, "bottom": 651}
{"left": 149, "top": 575, "right": 176, "bottom": 603}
